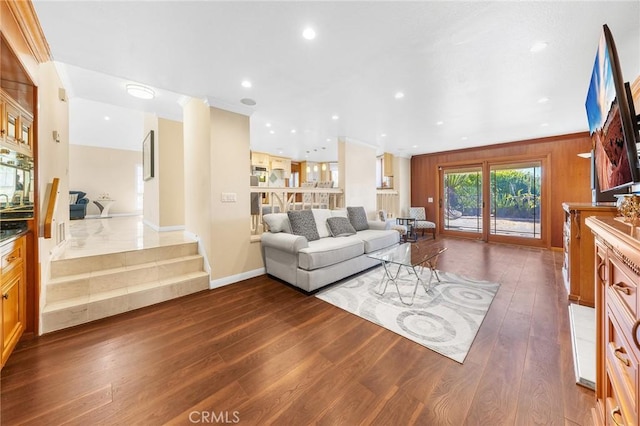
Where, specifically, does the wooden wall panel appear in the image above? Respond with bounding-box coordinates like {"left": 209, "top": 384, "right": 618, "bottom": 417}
{"left": 411, "top": 132, "right": 593, "bottom": 248}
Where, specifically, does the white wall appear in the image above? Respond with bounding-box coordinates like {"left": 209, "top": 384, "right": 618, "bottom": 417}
{"left": 338, "top": 137, "right": 378, "bottom": 217}
{"left": 69, "top": 144, "right": 142, "bottom": 216}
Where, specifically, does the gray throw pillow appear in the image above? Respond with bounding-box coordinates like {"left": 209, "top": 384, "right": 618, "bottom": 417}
{"left": 287, "top": 210, "right": 320, "bottom": 241}
{"left": 326, "top": 217, "right": 357, "bottom": 237}
{"left": 347, "top": 206, "right": 369, "bottom": 231}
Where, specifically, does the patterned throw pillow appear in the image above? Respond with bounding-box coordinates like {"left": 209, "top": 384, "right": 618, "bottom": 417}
{"left": 69, "top": 193, "right": 79, "bottom": 204}
{"left": 287, "top": 210, "right": 320, "bottom": 241}
{"left": 326, "top": 217, "right": 357, "bottom": 237}
{"left": 347, "top": 206, "right": 369, "bottom": 231}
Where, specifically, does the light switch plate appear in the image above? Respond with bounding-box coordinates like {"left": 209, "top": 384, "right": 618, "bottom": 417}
{"left": 428, "top": 197, "right": 433, "bottom": 203}
{"left": 221, "top": 192, "right": 237, "bottom": 203}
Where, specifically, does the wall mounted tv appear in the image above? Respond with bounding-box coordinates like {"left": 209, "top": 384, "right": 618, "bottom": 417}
{"left": 585, "top": 24, "right": 640, "bottom": 193}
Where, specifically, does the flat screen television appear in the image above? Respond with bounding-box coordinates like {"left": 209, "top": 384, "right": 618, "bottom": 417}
{"left": 585, "top": 24, "right": 640, "bottom": 193}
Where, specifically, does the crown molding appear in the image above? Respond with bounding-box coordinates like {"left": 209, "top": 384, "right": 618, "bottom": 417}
{"left": 5, "top": 0, "right": 51, "bottom": 63}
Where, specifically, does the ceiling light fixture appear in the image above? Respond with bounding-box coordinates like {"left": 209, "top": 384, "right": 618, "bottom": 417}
{"left": 104, "top": 116, "right": 110, "bottom": 121}
{"left": 540, "top": 122, "right": 549, "bottom": 127}
{"left": 126, "top": 84, "right": 155, "bottom": 100}
{"left": 291, "top": 129, "right": 296, "bottom": 134}
{"left": 240, "top": 98, "right": 256, "bottom": 106}
{"left": 394, "top": 92, "right": 404, "bottom": 99}
{"left": 436, "top": 121, "right": 444, "bottom": 125}
{"left": 380, "top": 133, "right": 387, "bottom": 137}
{"left": 530, "top": 41, "right": 548, "bottom": 53}
{"left": 241, "top": 80, "right": 252, "bottom": 88}
{"left": 269, "top": 130, "right": 275, "bottom": 134}
{"left": 302, "top": 27, "right": 316, "bottom": 40}
{"left": 538, "top": 97, "right": 549, "bottom": 103}
{"left": 331, "top": 115, "right": 339, "bottom": 120}
{"left": 266, "top": 123, "right": 271, "bottom": 127}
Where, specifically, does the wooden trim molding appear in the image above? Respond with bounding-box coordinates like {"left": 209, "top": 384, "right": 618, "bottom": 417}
{"left": 5, "top": 0, "right": 51, "bottom": 63}
{"left": 632, "top": 75, "right": 640, "bottom": 112}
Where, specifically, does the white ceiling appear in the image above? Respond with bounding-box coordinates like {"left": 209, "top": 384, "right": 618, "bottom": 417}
{"left": 32, "top": 1, "right": 640, "bottom": 161}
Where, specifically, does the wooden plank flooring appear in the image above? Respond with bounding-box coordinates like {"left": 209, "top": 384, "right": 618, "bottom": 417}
{"left": 1, "top": 237, "right": 595, "bottom": 425}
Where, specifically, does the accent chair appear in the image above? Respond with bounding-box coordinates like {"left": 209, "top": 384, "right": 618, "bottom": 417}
{"left": 408, "top": 206, "right": 436, "bottom": 239}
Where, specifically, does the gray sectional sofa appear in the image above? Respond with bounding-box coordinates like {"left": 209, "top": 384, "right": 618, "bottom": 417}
{"left": 260, "top": 207, "right": 400, "bottom": 292}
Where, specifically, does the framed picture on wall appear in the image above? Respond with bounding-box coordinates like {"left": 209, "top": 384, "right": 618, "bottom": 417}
{"left": 143, "top": 130, "right": 154, "bottom": 181}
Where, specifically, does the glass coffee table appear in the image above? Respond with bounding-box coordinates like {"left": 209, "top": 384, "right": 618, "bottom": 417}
{"left": 367, "top": 243, "right": 447, "bottom": 305}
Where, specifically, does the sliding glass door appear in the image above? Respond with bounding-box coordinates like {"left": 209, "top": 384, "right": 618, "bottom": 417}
{"left": 489, "top": 162, "right": 541, "bottom": 239}
{"left": 440, "top": 159, "right": 546, "bottom": 245}
{"left": 442, "top": 166, "right": 483, "bottom": 236}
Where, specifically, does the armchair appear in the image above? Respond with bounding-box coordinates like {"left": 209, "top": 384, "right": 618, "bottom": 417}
{"left": 69, "top": 191, "right": 89, "bottom": 219}
{"left": 408, "top": 206, "right": 436, "bottom": 239}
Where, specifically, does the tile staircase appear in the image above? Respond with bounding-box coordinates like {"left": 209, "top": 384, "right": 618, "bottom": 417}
{"left": 42, "top": 242, "right": 210, "bottom": 333}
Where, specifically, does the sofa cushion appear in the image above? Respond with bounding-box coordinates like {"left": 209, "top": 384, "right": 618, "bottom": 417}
{"left": 326, "top": 217, "right": 357, "bottom": 237}
{"left": 298, "top": 236, "right": 364, "bottom": 270}
{"left": 330, "top": 209, "right": 348, "bottom": 218}
{"left": 356, "top": 229, "right": 400, "bottom": 253}
{"left": 347, "top": 206, "right": 369, "bottom": 231}
{"left": 263, "top": 213, "right": 292, "bottom": 233}
{"left": 312, "top": 209, "right": 333, "bottom": 238}
{"left": 288, "top": 210, "right": 319, "bottom": 241}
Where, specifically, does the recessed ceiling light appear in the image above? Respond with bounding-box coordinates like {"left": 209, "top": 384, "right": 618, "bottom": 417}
{"left": 540, "top": 122, "right": 549, "bottom": 127}
{"left": 302, "top": 27, "right": 316, "bottom": 40}
{"left": 104, "top": 116, "right": 110, "bottom": 121}
{"left": 126, "top": 84, "right": 155, "bottom": 99}
{"left": 530, "top": 41, "right": 548, "bottom": 53}
{"left": 538, "top": 97, "right": 549, "bottom": 103}
{"left": 380, "top": 133, "right": 387, "bottom": 137}
{"left": 461, "top": 136, "right": 468, "bottom": 140}
{"left": 331, "top": 115, "right": 339, "bottom": 120}
{"left": 269, "top": 130, "right": 275, "bottom": 134}
{"left": 291, "top": 129, "right": 296, "bottom": 134}
{"left": 240, "top": 98, "right": 256, "bottom": 106}
{"left": 241, "top": 80, "right": 252, "bottom": 88}
{"left": 412, "top": 145, "right": 418, "bottom": 148}
{"left": 266, "top": 123, "right": 272, "bottom": 127}
{"left": 436, "top": 121, "right": 444, "bottom": 125}
{"left": 394, "top": 92, "right": 405, "bottom": 99}
{"left": 326, "top": 138, "right": 331, "bottom": 142}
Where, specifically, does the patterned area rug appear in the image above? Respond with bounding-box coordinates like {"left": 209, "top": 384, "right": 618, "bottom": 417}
{"left": 316, "top": 266, "right": 500, "bottom": 363}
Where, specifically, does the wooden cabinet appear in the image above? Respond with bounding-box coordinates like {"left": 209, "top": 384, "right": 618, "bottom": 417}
{"left": 383, "top": 153, "right": 394, "bottom": 177}
{"left": 1, "top": 235, "right": 26, "bottom": 368}
{"left": 251, "top": 151, "right": 270, "bottom": 168}
{"left": 1, "top": 90, "right": 34, "bottom": 155}
{"left": 562, "top": 203, "right": 618, "bottom": 307}
{"left": 586, "top": 216, "right": 640, "bottom": 426}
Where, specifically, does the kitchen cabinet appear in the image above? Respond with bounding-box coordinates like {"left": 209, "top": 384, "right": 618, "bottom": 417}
{"left": 251, "top": 151, "right": 270, "bottom": 168}
{"left": 383, "top": 153, "right": 394, "bottom": 177}
{"left": 1, "top": 234, "right": 26, "bottom": 368}
{"left": 1, "top": 91, "right": 33, "bottom": 155}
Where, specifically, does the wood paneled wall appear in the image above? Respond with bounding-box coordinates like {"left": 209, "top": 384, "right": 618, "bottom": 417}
{"left": 411, "top": 132, "right": 593, "bottom": 248}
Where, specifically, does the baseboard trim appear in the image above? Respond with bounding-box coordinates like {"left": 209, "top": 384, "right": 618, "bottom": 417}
{"left": 142, "top": 219, "right": 185, "bottom": 232}
{"left": 209, "top": 268, "right": 266, "bottom": 290}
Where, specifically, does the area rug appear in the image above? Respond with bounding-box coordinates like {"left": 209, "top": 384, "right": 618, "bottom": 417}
{"left": 316, "top": 266, "right": 500, "bottom": 363}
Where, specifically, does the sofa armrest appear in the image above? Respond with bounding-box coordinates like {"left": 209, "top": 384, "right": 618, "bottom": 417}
{"left": 261, "top": 232, "right": 308, "bottom": 254}
{"left": 367, "top": 220, "right": 389, "bottom": 231}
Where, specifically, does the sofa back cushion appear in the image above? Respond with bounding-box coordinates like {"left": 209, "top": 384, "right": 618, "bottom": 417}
{"left": 263, "top": 213, "right": 292, "bottom": 233}
{"left": 287, "top": 210, "right": 320, "bottom": 241}
{"left": 311, "top": 209, "right": 333, "bottom": 238}
{"left": 326, "top": 217, "right": 357, "bottom": 237}
{"left": 347, "top": 206, "right": 369, "bottom": 231}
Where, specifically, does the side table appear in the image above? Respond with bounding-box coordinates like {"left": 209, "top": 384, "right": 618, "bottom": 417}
{"left": 396, "top": 217, "right": 417, "bottom": 242}
{"left": 93, "top": 199, "right": 115, "bottom": 218}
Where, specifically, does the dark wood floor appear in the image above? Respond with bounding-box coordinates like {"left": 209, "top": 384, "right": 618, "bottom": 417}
{"left": 1, "top": 237, "right": 594, "bottom": 425}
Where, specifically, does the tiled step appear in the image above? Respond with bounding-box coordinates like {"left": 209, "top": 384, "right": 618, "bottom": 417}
{"left": 50, "top": 242, "right": 199, "bottom": 279}
{"left": 42, "top": 242, "right": 210, "bottom": 334}
{"left": 46, "top": 255, "right": 205, "bottom": 303}
{"left": 42, "top": 272, "right": 209, "bottom": 334}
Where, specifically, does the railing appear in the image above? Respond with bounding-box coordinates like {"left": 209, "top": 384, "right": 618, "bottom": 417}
{"left": 250, "top": 186, "right": 344, "bottom": 235}
{"left": 376, "top": 189, "right": 399, "bottom": 218}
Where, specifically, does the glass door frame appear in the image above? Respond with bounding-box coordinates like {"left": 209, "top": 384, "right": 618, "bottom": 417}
{"left": 437, "top": 155, "right": 550, "bottom": 247}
